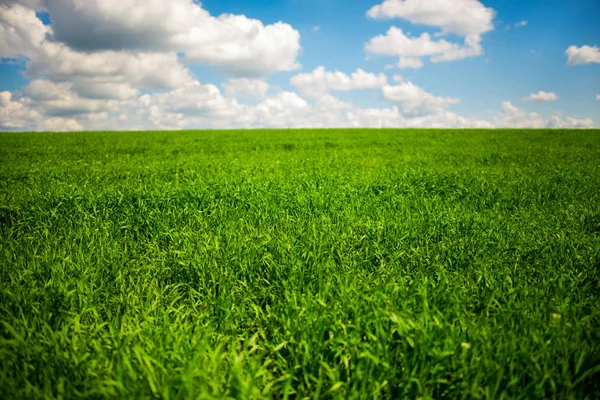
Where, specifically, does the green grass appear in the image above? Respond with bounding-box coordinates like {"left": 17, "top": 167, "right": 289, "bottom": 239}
{"left": 1, "top": 129, "right": 600, "bottom": 399}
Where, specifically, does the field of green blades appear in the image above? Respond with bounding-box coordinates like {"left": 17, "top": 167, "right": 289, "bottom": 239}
{"left": 1, "top": 129, "right": 600, "bottom": 399}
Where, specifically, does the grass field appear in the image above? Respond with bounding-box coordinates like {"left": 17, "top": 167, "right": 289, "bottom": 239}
{"left": 1, "top": 129, "right": 600, "bottom": 399}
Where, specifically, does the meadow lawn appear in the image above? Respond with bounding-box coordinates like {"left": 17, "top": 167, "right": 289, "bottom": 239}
{"left": 1, "top": 129, "right": 599, "bottom": 399}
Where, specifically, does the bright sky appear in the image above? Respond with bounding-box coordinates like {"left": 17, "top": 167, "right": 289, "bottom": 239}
{"left": 0, "top": 0, "right": 599, "bottom": 131}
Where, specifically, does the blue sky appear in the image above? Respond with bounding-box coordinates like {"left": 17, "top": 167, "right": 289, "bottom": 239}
{"left": 0, "top": 0, "right": 599, "bottom": 131}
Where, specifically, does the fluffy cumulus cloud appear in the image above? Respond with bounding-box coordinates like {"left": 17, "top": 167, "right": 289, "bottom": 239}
{"left": 0, "top": 3, "right": 50, "bottom": 58}
{"left": 290, "top": 67, "right": 388, "bottom": 97}
{"left": 566, "top": 45, "right": 600, "bottom": 66}
{"left": 345, "top": 106, "right": 492, "bottom": 129}
{"left": 129, "top": 81, "right": 249, "bottom": 130}
{"left": 366, "top": 27, "right": 483, "bottom": 67}
{"left": 366, "top": 0, "right": 494, "bottom": 66}
{"left": 0, "top": 91, "right": 40, "bottom": 129}
{"left": 0, "top": 0, "right": 42, "bottom": 8}
{"left": 367, "top": 0, "right": 495, "bottom": 37}
{"left": 120, "top": 89, "right": 593, "bottom": 130}
{"left": 0, "top": 1, "right": 596, "bottom": 131}
{"left": 42, "top": 117, "right": 83, "bottom": 131}
{"left": 396, "top": 57, "right": 424, "bottom": 69}
{"left": 524, "top": 91, "right": 559, "bottom": 103}
{"left": 0, "top": 90, "right": 82, "bottom": 131}
{"left": 0, "top": 0, "right": 301, "bottom": 130}
{"left": 493, "top": 102, "right": 593, "bottom": 129}
{"left": 223, "top": 79, "right": 270, "bottom": 101}
{"left": 0, "top": 1, "right": 301, "bottom": 89}
{"left": 41, "top": 0, "right": 301, "bottom": 76}
{"left": 22, "top": 79, "right": 121, "bottom": 116}
{"left": 253, "top": 92, "right": 312, "bottom": 128}
{"left": 0, "top": 4, "right": 193, "bottom": 103}
{"left": 382, "top": 82, "right": 460, "bottom": 115}
{"left": 1, "top": 84, "right": 594, "bottom": 131}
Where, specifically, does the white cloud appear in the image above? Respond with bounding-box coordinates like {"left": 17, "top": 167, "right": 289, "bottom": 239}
{"left": 307, "top": 95, "right": 354, "bottom": 127}
{"left": 495, "top": 101, "right": 545, "bottom": 128}
{"left": 397, "top": 57, "right": 424, "bottom": 69}
{"left": 0, "top": 4, "right": 194, "bottom": 103}
{"left": 29, "top": 48, "right": 193, "bottom": 100}
{"left": 41, "top": 0, "right": 301, "bottom": 77}
{"left": 22, "top": 79, "right": 120, "bottom": 117}
{"left": 566, "top": 45, "right": 600, "bottom": 66}
{"left": 524, "top": 91, "right": 558, "bottom": 103}
{"left": 140, "top": 81, "right": 242, "bottom": 119}
{"left": 41, "top": 117, "right": 84, "bottom": 132}
{"left": 290, "top": 66, "right": 388, "bottom": 97}
{"left": 253, "top": 92, "right": 311, "bottom": 128}
{"left": 0, "top": 0, "right": 42, "bottom": 8}
{"left": 597, "top": 94, "right": 600, "bottom": 101}
{"left": 182, "top": 16, "right": 301, "bottom": 77}
{"left": 2, "top": 1, "right": 301, "bottom": 85}
{"left": 382, "top": 81, "right": 460, "bottom": 115}
{"left": 366, "top": 27, "right": 459, "bottom": 58}
{"left": 514, "top": 20, "right": 527, "bottom": 28}
{"left": 2, "top": 84, "right": 595, "bottom": 131}
{"left": 0, "top": 91, "right": 10, "bottom": 106}
{"left": 493, "top": 101, "right": 593, "bottom": 128}
{"left": 0, "top": 90, "right": 84, "bottom": 131}
{"left": 365, "top": 0, "right": 494, "bottom": 67}
{"left": 367, "top": 0, "right": 495, "bottom": 38}
{"left": 1, "top": 2, "right": 596, "bottom": 132}
{"left": 0, "top": 3, "right": 595, "bottom": 132}
{"left": 249, "top": 91, "right": 487, "bottom": 129}
{"left": 547, "top": 116, "right": 594, "bottom": 129}
{"left": 313, "top": 26, "right": 320, "bottom": 32}
{"left": 22, "top": 79, "right": 71, "bottom": 102}
{"left": 345, "top": 106, "right": 492, "bottom": 129}
{"left": 365, "top": 27, "right": 483, "bottom": 67}
{"left": 104, "top": 80, "right": 251, "bottom": 130}
{"left": 0, "top": 3, "right": 50, "bottom": 58}
{"left": 0, "top": 91, "right": 40, "bottom": 129}
{"left": 223, "top": 78, "right": 269, "bottom": 101}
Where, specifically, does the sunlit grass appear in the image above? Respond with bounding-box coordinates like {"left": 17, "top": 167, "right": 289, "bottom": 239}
{"left": 1, "top": 129, "right": 599, "bottom": 399}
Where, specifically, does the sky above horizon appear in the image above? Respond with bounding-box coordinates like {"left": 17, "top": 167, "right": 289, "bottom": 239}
{"left": 0, "top": 0, "right": 599, "bottom": 131}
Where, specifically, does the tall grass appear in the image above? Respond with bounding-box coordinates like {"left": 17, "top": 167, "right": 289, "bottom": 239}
{"left": 1, "top": 129, "right": 599, "bottom": 399}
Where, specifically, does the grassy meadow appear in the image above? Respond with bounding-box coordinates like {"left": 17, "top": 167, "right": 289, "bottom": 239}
{"left": 1, "top": 128, "right": 600, "bottom": 399}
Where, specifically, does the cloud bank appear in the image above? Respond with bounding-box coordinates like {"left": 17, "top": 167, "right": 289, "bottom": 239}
{"left": 0, "top": 1, "right": 596, "bottom": 130}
